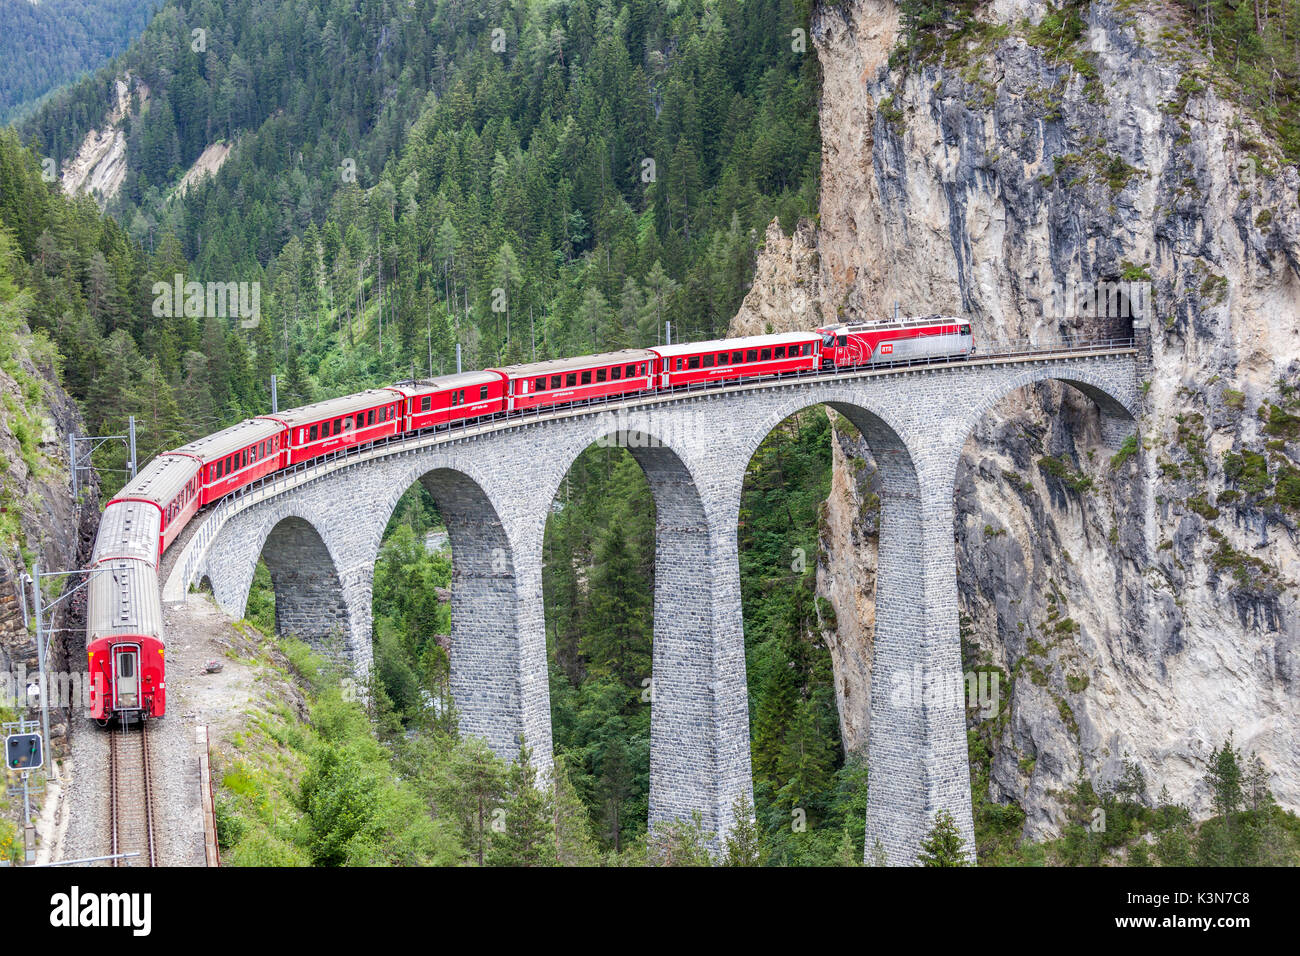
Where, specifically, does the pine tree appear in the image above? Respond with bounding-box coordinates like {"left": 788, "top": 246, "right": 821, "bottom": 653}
{"left": 487, "top": 742, "right": 555, "bottom": 867}
{"left": 550, "top": 756, "right": 601, "bottom": 866}
{"left": 916, "top": 810, "right": 969, "bottom": 867}
{"left": 722, "top": 793, "right": 767, "bottom": 866}
{"left": 445, "top": 736, "right": 506, "bottom": 866}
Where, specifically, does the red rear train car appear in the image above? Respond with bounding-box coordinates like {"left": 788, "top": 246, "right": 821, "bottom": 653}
{"left": 86, "top": 557, "right": 166, "bottom": 721}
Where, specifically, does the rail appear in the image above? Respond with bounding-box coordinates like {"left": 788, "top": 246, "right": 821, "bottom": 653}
{"left": 108, "top": 720, "right": 156, "bottom": 867}
{"left": 167, "top": 336, "right": 1136, "bottom": 597}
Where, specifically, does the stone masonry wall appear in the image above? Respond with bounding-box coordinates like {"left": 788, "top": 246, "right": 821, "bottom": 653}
{"left": 171, "top": 351, "right": 1137, "bottom": 863}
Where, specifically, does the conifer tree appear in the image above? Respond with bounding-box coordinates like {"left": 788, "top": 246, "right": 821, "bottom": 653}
{"left": 487, "top": 742, "right": 555, "bottom": 867}
{"left": 917, "top": 810, "right": 969, "bottom": 867}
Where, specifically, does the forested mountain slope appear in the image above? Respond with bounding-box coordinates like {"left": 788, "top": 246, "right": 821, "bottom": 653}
{"left": 23, "top": 0, "right": 819, "bottom": 433}
{"left": 0, "top": 0, "right": 158, "bottom": 124}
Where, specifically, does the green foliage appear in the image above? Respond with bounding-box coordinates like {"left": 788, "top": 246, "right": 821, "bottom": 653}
{"left": 22, "top": 0, "right": 821, "bottom": 403}
{"left": 1173, "top": 0, "right": 1300, "bottom": 163}
{"left": 722, "top": 792, "right": 768, "bottom": 866}
{"left": 0, "top": 0, "right": 155, "bottom": 123}
{"left": 917, "top": 810, "right": 970, "bottom": 866}
{"left": 1223, "top": 448, "right": 1271, "bottom": 495}
{"left": 487, "top": 742, "right": 556, "bottom": 867}
{"left": 1110, "top": 433, "right": 1139, "bottom": 470}
{"left": 1037, "top": 454, "right": 1093, "bottom": 493}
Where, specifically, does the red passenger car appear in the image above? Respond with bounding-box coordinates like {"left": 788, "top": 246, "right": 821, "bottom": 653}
{"left": 260, "top": 389, "right": 403, "bottom": 466}
{"left": 385, "top": 372, "right": 507, "bottom": 431}
{"left": 653, "top": 332, "right": 821, "bottom": 388}
{"left": 175, "top": 418, "right": 287, "bottom": 506}
{"left": 104, "top": 454, "right": 202, "bottom": 560}
{"left": 494, "top": 350, "right": 656, "bottom": 412}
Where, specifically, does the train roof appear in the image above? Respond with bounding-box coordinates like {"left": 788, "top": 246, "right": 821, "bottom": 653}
{"left": 112, "top": 453, "right": 200, "bottom": 509}
{"left": 86, "top": 558, "right": 163, "bottom": 644}
{"left": 492, "top": 349, "right": 657, "bottom": 379}
{"left": 818, "top": 315, "right": 968, "bottom": 332}
{"left": 384, "top": 371, "right": 502, "bottom": 396}
{"left": 650, "top": 331, "right": 821, "bottom": 359}
{"left": 258, "top": 389, "right": 402, "bottom": 428}
{"left": 92, "top": 500, "right": 162, "bottom": 567}
{"left": 172, "top": 417, "right": 284, "bottom": 461}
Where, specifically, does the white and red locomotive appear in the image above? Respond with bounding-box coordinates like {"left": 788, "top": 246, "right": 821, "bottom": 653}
{"left": 86, "top": 316, "right": 973, "bottom": 723}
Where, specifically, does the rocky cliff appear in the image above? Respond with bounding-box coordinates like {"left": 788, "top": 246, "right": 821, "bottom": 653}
{"left": 733, "top": 0, "right": 1300, "bottom": 840}
{"left": 0, "top": 322, "right": 98, "bottom": 754}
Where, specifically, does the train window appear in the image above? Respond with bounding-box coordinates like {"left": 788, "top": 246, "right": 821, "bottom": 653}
{"left": 688, "top": 356, "right": 700, "bottom": 369}
{"left": 567, "top": 373, "right": 577, "bottom": 387}
{"left": 612, "top": 366, "right": 622, "bottom": 380}
{"left": 534, "top": 378, "right": 546, "bottom": 392}
{"left": 961, "top": 324, "right": 971, "bottom": 334}
{"left": 702, "top": 355, "right": 714, "bottom": 368}
{"left": 597, "top": 368, "right": 607, "bottom": 382}
{"left": 249, "top": 446, "right": 256, "bottom": 463}
{"left": 717, "top": 353, "right": 728, "bottom": 365}
{"left": 837, "top": 335, "right": 847, "bottom": 347}
{"left": 310, "top": 425, "right": 318, "bottom": 441}
{"left": 367, "top": 410, "right": 375, "bottom": 426}
{"left": 746, "top": 350, "right": 757, "bottom": 362}
{"left": 334, "top": 418, "right": 343, "bottom": 433}
{"left": 119, "top": 654, "right": 134, "bottom": 678}
{"left": 451, "top": 391, "right": 459, "bottom": 406}
{"left": 775, "top": 346, "right": 786, "bottom": 359}
{"left": 581, "top": 371, "right": 592, "bottom": 385}
{"left": 261, "top": 441, "right": 267, "bottom": 457}
{"left": 551, "top": 376, "right": 562, "bottom": 389}
{"left": 480, "top": 386, "right": 489, "bottom": 400}
{"left": 675, "top": 358, "right": 683, "bottom": 371}
{"left": 760, "top": 349, "right": 771, "bottom": 361}
{"left": 802, "top": 344, "right": 812, "bottom": 356}
{"left": 732, "top": 351, "right": 743, "bottom": 364}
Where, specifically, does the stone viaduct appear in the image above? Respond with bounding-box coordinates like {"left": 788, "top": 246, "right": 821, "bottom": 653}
{"left": 160, "top": 344, "right": 1140, "bottom": 864}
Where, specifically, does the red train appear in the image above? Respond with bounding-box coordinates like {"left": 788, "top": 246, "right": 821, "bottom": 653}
{"left": 86, "top": 317, "right": 973, "bottom": 723}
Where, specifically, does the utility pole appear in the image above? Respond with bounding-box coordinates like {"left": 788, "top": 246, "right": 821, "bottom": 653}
{"left": 68, "top": 417, "right": 135, "bottom": 499}
{"left": 271, "top": 374, "right": 278, "bottom": 413}
{"left": 27, "top": 566, "right": 51, "bottom": 785}
{"left": 23, "top": 564, "right": 103, "bottom": 788}
{"left": 665, "top": 321, "right": 671, "bottom": 346}
{"left": 456, "top": 342, "right": 462, "bottom": 374}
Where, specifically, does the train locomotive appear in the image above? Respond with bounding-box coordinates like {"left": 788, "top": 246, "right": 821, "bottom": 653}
{"left": 85, "top": 315, "right": 974, "bottom": 724}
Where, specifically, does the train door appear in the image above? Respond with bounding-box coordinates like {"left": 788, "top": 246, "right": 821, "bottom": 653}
{"left": 112, "top": 644, "right": 141, "bottom": 711}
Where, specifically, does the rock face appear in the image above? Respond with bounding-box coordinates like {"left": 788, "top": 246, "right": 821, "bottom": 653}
{"left": 60, "top": 74, "right": 147, "bottom": 201}
{"left": 733, "top": 0, "right": 1300, "bottom": 839}
{"left": 0, "top": 326, "right": 98, "bottom": 755}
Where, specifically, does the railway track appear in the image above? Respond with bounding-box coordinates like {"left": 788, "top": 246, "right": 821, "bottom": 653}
{"left": 108, "top": 720, "right": 157, "bottom": 867}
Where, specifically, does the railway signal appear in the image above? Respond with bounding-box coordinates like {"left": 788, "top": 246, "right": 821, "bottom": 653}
{"left": 5, "top": 732, "right": 42, "bottom": 771}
